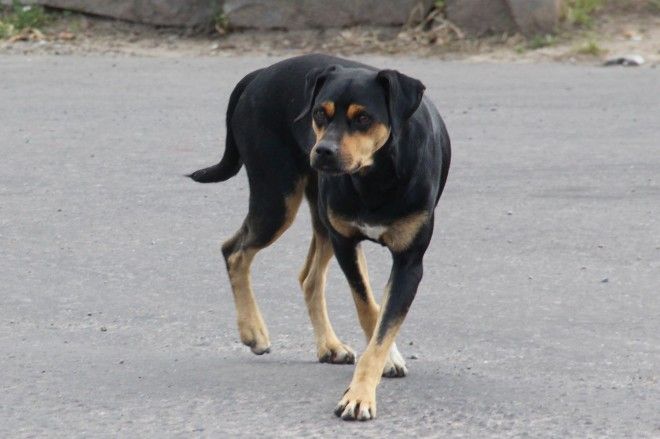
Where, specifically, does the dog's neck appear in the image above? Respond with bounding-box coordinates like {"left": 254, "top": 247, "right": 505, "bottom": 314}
{"left": 348, "top": 137, "right": 415, "bottom": 210}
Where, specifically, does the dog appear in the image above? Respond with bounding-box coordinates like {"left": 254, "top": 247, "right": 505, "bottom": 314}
{"left": 188, "top": 54, "right": 450, "bottom": 421}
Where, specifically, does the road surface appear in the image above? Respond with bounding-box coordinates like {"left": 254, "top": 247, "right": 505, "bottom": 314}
{"left": 1, "top": 55, "right": 658, "bottom": 437}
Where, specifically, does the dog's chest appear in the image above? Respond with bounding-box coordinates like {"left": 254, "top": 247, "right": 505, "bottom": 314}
{"left": 328, "top": 208, "right": 429, "bottom": 252}
{"left": 350, "top": 221, "right": 387, "bottom": 240}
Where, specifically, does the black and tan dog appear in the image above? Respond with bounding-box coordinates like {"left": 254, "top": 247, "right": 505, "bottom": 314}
{"left": 188, "top": 54, "right": 450, "bottom": 421}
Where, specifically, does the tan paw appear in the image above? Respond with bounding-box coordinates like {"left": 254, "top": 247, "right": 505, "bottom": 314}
{"left": 238, "top": 320, "right": 271, "bottom": 355}
{"left": 318, "top": 340, "right": 355, "bottom": 364}
{"left": 382, "top": 343, "right": 407, "bottom": 378}
{"left": 334, "top": 383, "right": 377, "bottom": 421}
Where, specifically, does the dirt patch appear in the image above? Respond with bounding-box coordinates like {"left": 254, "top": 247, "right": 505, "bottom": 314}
{"left": 0, "top": 3, "right": 658, "bottom": 65}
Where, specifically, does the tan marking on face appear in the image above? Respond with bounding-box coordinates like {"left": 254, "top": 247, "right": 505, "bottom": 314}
{"left": 340, "top": 122, "right": 390, "bottom": 171}
{"left": 327, "top": 208, "right": 357, "bottom": 238}
{"left": 312, "top": 119, "right": 325, "bottom": 143}
{"left": 310, "top": 102, "right": 334, "bottom": 146}
{"left": 380, "top": 211, "right": 428, "bottom": 252}
{"left": 321, "top": 101, "right": 335, "bottom": 118}
{"left": 346, "top": 103, "right": 366, "bottom": 120}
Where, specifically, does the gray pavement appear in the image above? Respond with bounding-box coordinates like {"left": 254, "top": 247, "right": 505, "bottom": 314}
{"left": 1, "top": 55, "right": 658, "bottom": 438}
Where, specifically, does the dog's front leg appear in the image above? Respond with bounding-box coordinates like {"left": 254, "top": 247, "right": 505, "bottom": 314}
{"left": 334, "top": 250, "right": 425, "bottom": 421}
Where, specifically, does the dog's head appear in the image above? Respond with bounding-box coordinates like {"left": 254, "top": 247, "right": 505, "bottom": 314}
{"left": 295, "top": 65, "right": 425, "bottom": 175}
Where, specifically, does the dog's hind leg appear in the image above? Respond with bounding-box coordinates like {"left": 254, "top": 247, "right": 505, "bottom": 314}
{"left": 299, "top": 181, "right": 355, "bottom": 364}
{"left": 222, "top": 177, "right": 305, "bottom": 355}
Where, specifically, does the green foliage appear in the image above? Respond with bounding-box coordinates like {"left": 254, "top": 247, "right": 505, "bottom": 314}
{"left": 0, "top": 21, "right": 12, "bottom": 38}
{"left": 650, "top": 0, "right": 660, "bottom": 12}
{"left": 213, "top": 11, "right": 230, "bottom": 35}
{"left": 0, "top": 0, "right": 49, "bottom": 38}
{"left": 566, "top": 0, "right": 603, "bottom": 27}
{"left": 528, "top": 34, "right": 555, "bottom": 49}
{"left": 577, "top": 39, "right": 604, "bottom": 55}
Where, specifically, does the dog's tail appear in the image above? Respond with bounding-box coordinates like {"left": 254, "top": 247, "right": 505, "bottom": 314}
{"left": 187, "top": 69, "right": 262, "bottom": 183}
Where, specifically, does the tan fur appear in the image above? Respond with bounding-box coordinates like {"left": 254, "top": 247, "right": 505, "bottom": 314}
{"left": 327, "top": 209, "right": 356, "bottom": 238}
{"left": 300, "top": 232, "right": 354, "bottom": 362}
{"left": 380, "top": 211, "right": 429, "bottom": 252}
{"left": 347, "top": 247, "right": 406, "bottom": 377}
{"left": 346, "top": 103, "right": 366, "bottom": 120}
{"left": 312, "top": 120, "right": 325, "bottom": 143}
{"left": 337, "top": 282, "right": 403, "bottom": 420}
{"left": 224, "top": 178, "right": 306, "bottom": 353}
{"left": 340, "top": 123, "right": 390, "bottom": 171}
{"left": 267, "top": 178, "right": 305, "bottom": 246}
{"left": 298, "top": 234, "right": 317, "bottom": 286}
{"left": 226, "top": 248, "right": 270, "bottom": 351}
{"left": 328, "top": 209, "right": 428, "bottom": 253}
{"left": 310, "top": 102, "right": 389, "bottom": 173}
{"left": 352, "top": 245, "right": 380, "bottom": 339}
{"left": 321, "top": 101, "right": 335, "bottom": 118}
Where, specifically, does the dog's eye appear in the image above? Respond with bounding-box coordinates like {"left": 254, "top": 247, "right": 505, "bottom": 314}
{"left": 313, "top": 108, "right": 327, "bottom": 125}
{"left": 356, "top": 113, "right": 372, "bottom": 127}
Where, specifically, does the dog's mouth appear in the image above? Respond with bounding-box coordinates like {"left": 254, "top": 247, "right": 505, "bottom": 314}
{"left": 310, "top": 144, "right": 364, "bottom": 175}
{"left": 313, "top": 162, "right": 346, "bottom": 175}
{"left": 312, "top": 160, "right": 362, "bottom": 175}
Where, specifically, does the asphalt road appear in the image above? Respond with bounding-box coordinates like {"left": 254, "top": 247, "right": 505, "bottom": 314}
{"left": 1, "top": 55, "right": 658, "bottom": 438}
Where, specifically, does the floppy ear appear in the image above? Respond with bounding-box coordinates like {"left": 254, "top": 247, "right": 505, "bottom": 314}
{"left": 376, "top": 69, "right": 425, "bottom": 138}
{"left": 294, "top": 65, "right": 338, "bottom": 123}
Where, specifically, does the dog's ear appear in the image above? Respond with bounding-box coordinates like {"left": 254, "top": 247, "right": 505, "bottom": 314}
{"left": 377, "top": 70, "right": 425, "bottom": 138}
{"left": 294, "top": 65, "right": 338, "bottom": 123}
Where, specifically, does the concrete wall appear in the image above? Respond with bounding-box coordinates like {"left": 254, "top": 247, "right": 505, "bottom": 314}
{"left": 2, "top": 0, "right": 562, "bottom": 35}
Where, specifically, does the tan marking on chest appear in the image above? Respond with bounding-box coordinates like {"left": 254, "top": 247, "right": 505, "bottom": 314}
{"left": 328, "top": 209, "right": 356, "bottom": 238}
{"left": 380, "top": 212, "right": 429, "bottom": 252}
{"left": 328, "top": 209, "right": 428, "bottom": 252}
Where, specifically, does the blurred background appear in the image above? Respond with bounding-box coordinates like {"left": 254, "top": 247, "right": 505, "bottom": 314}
{"left": 1, "top": 0, "right": 658, "bottom": 64}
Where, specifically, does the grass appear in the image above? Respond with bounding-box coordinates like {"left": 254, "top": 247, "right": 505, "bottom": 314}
{"left": 528, "top": 34, "right": 555, "bottom": 49}
{"left": 565, "top": 0, "right": 604, "bottom": 27}
{"left": 0, "top": 0, "right": 50, "bottom": 38}
{"left": 214, "top": 12, "right": 229, "bottom": 34}
{"left": 576, "top": 39, "right": 604, "bottom": 55}
{"left": 650, "top": 0, "right": 660, "bottom": 11}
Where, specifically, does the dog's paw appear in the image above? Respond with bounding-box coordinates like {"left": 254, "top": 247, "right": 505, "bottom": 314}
{"left": 334, "top": 384, "right": 377, "bottom": 421}
{"left": 318, "top": 340, "right": 355, "bottom": 364}
{"left": 238, "top": 320, "right": 271, "bottom": 355}
{"left": 382, "top": 343, "right": 407, "bottom": 378}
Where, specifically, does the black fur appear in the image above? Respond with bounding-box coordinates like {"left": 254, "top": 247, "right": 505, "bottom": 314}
{"left": 189, "top": 53, "right": 451, "bottom": 412}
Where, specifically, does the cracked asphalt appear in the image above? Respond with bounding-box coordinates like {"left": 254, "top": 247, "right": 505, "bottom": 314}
{"left": 1, "top": 55, "right": 658, "bottom": 437}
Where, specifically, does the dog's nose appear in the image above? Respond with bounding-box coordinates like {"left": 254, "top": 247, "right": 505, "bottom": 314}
{"left": 312, "top": 142, "right": 341, "bottom": 172}
{"left": 315, "top": 144, "right": 335, "bottom": 158}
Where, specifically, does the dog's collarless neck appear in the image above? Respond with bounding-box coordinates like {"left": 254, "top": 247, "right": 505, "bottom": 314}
{"left": 347, "top": 143, "right": 407, "bottom": 210}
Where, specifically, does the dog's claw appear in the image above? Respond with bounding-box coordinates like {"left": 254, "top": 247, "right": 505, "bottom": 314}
{"left": 382, "top": 343, "right": 407, "bottom": 377}
{"left": 318, "top": 342, "right": 355, "bottom": 364}
{"left": 334, "top": 385, "right": 376, "bottom": 421}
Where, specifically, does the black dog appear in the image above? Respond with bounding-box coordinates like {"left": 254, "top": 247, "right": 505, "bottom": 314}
{"left": 189, "top": 54, "right": 450, "bottom": 421}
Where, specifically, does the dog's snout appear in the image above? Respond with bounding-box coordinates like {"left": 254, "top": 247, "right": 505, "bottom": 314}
{"left": 315, "top": 143, "right": 336, "bottom": 158}
{"left": 312, "top": 141, "right": 342, "bottom": 173}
